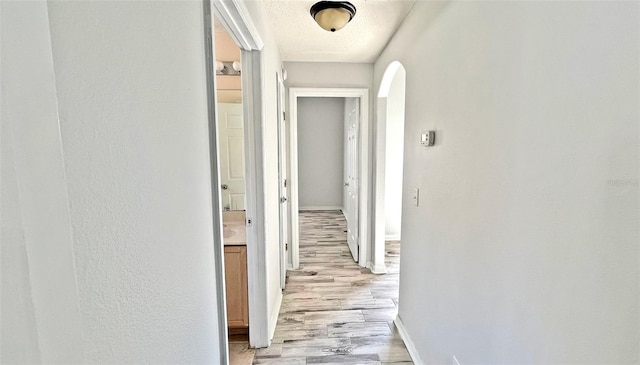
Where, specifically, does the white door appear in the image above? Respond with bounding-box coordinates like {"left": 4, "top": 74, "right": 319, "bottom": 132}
{"left": 344, "top": 98, "right": 359, "bottom": 261}
{"left": 218, "top": 103, "right": 246, "bottom": 210}
{"left": 277, "top": 74, "right": 288, "bottom": 289}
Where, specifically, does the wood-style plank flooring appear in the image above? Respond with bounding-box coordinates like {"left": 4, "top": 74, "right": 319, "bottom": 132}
{"left": 253, "top": 210, "right": 411, "bottom": 365}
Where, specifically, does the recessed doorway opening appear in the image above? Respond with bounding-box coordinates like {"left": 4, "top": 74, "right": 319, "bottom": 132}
{"left": 288, "top": 88, "right": 370, "bottom": 270}
{"left": 373, "top": 61, "right": 407, "bottom": 274}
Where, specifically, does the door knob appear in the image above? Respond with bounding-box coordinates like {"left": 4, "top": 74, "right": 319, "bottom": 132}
{"left": 280, "top": 196, "right": 287, "bottom": 203}
{"left": 344, "top": 182, "right": 349, "bottom": 186}
{"left": 221, "top": 184, "right": 228, "bottom": 190}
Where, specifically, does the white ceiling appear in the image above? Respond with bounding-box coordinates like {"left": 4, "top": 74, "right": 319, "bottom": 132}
{"left": 261, "top": 0, "right": 416, "bottom": 63}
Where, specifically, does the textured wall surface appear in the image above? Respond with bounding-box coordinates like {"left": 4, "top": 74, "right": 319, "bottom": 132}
{"left": 374, "top": 1, "right": 639, "bottom": 363}
{"left": 47, "top": 2, "right": 221, "bottom": 362}
{"left": 1, "top": 2, "right": 85, "bottom": 362}
{"left": 298, "top": 97, "right": 346, "bottom": 208}
{"left": 2, "top": 1, "right": 223, "bottom": 363}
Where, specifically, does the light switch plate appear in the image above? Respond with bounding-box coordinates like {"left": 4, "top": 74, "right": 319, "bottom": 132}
{"left": 412, "top": 188, "right": 419, "bottom": 207}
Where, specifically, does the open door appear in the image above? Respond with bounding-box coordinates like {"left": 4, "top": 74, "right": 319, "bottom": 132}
{"left": 218, "top": 103, "right": 246, "bottom": 210}
{"left": 277, "top": 73, "right": 289, "bottom": 289}
{"left": 344, "top": 98, "right": 360, "bottom": 262}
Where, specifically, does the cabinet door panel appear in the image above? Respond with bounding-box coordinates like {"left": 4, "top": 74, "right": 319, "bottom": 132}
{"left": 224, "top": 246, "right": 248, "bottom": 328}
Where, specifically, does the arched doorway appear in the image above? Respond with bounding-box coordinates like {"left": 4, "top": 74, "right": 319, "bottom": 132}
{"left": 373, "top": 61, "right": 407, "bottom": 273}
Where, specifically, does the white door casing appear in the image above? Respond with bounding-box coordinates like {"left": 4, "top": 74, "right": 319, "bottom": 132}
{"left": 211, "top": 0, "right": 273, "bottom": 351}
{"left": 218, "top": 103, "right": 246, "bottom": 211}
{"left": 289, "top": 88, "right": 369, "bottom": 270}
{"left": 277, "top": 73, "right": 288, "bottom": 289}
{"left": 344, "top": 98, "right": 360, "bottom": 261}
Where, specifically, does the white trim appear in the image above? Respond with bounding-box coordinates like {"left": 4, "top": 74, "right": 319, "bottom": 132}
{"left": 289, "top": 88, "right": 370, "bottom": 269}
{"left": 212, "top": 0, "right": 263, "bottom": 51}
{"left": 208, "top": 1, "right": 271, "bottom": 350}
{"left": 299, "top": 206, "right": 343, "bottom": 211}
{"left": 289, "top": 92, "right": 301, "bottom": 270}
{"left": 395, "top": 315, "right": 424, "bottom": 365}
{"left": 202, "top": 2, "right": 228, "bottom": 363}
{"left": 367, "top": 262, "right": 387, "bottom": 275}
{"left": 277, "top": 73, "right": 288, "bottom": 291}
{"left": 241, "top": 50, "right": 270, "bottom": 348}
{"left": 385, "top": 234, "right": 401, "bottom": 241}
{"left": 268, "top": 290, "right": 283, "bottom": 341}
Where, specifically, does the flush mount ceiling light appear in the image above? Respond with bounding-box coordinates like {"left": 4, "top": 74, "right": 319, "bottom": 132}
{"left": 310, "top": 1, "right": 356, "bottom": 32}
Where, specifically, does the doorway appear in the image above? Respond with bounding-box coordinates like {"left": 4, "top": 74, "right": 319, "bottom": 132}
{"left": 205, "top": 0, "right": 273, "bottom": 361}
{"left": 213, "top": 15, "right": 251, "bottom": 355}
{"left": 373, "top": 61, "right": 407, "bottom": 273}
{"left": 288, "top": 88, "right": 370, "bottom": 269}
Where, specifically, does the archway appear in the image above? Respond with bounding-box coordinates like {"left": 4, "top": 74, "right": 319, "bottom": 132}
{"left": 373, "top": 61, "right": 407, "bottom": 273}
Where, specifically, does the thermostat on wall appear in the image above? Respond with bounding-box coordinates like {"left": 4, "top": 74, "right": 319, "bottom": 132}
{"left": 421, "top": 130, "right": 435, "bottom": 146}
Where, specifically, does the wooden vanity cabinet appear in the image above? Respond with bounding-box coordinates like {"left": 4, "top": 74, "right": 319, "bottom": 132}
{"left": 224, "top": 245, "right": 249, "bottom": 330}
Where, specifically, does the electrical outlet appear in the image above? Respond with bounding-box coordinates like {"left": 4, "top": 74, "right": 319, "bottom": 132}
{"left": 412, "top": 188, "right": 419, "bottom": 207}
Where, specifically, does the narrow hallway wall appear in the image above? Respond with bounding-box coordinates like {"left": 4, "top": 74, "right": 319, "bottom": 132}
{"left": 374, "top": 1, "right": 639, "bottom": 363}
{"left": 2, "top": 1, "right": 223, "bottom": 362}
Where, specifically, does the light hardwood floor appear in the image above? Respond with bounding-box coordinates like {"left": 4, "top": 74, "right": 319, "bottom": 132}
{"left": 253, "top": 210, "right": 411, "bottom": 365}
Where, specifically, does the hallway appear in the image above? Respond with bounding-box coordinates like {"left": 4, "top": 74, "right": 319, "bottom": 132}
{"left": 254, "top": 211, "right": 411, "bottom": 364}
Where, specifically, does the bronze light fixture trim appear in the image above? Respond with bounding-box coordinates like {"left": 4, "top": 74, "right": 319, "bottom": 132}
{"left": 310, "top": 1, "right": 357, "bottom": 32}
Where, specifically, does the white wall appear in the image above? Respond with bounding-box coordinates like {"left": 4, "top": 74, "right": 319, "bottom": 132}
{"left": 0, "top": 131, "right": 41, "bottom": 364}
{"left": 242, "top": 0, "right": 285, "bottom": 341}
{"left": 374, "top": 1, "right": 639, "bottom": 364}
{"left": 383, "top": 69, "right": 406, "bottom": 240}
{"left": 297, "top": 97, "right": 345, "bottom": 208}
{"left": 283, "top": 62, "right": 373, "bottom": 89}
{"left": 1, "top": 2, "right": 86, "bottom": 362}
{"left": 2, "top": 1, "right": 223, "bottom": 363}
{"left": 1, "top": 130, "right": 42, "bottom": 364}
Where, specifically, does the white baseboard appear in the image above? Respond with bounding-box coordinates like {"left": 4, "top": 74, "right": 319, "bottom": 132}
{"left": 299, "top": 206, "right": 342, "bottom": 211}
{"left": 395, "top": 315, "right": 424, "bottom": 365}
{"left": 385, "top": 234, "right": 401, "bottom": 241}
{"left": 268, "top": 290, "right": 283, "bottom": 343}
{"left": 367, "top": 261, "right": 387, "bottom": 274}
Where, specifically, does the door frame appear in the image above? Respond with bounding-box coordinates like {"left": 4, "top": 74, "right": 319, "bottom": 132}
{"left": 288, "top": 88, "right": 370, "bottom": 269}
{"left": 276, "top": 73, "right": 288, "bottom": 289}
{"left": 206, "top": 0, "right": 272, "bottom": 354}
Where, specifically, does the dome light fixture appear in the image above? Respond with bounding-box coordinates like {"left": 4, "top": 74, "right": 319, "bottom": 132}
{"left": 310, "top": 1, "right": 356, "bottom": 32}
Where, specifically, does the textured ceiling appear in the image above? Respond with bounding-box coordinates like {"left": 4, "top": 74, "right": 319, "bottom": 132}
{"left": 262, "top": 0, "right": 416, "bottom": 63}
